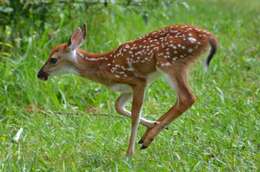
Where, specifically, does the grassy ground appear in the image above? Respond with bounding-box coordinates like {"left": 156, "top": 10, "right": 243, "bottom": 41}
{"left": 0, "top": 0, "right": 259, "bottom": 171}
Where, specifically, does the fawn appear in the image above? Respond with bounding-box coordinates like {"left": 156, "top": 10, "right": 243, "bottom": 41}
{"left": 38, "top": 24, "right": 217, "bottom": 156}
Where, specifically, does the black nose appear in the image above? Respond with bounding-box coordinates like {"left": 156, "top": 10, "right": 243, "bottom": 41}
{"left": 37, "top": 70, "right": 48, "bottom": 80}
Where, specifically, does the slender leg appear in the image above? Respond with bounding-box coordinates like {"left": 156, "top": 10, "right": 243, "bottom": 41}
{"left": 126, "top": 83, "right": 146, "bottom": 156}
{"left": 115, "top": 93, "right": 158, "bottom": 128}
{"left": 138, "top": 71, "right": 177, "bottom": 144}
{"left": 140, "top": 69, "right": 196, "bottom": 149}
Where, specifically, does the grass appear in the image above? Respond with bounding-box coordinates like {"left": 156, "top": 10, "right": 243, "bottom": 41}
{"left": 0, "top": 0, "right": 259, "bottom": 171}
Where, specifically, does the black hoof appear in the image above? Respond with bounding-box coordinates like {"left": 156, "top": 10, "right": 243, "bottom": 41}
{"left": 138, "top": 139, "right": 143, "bottom": 144}
{"left": 140, "top": 144, "right": 148, "bottom": 150}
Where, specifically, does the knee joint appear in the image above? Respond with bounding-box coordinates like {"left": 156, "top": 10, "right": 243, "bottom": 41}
{"left": 179, "top": 94, "right": 196, "bottom": 108}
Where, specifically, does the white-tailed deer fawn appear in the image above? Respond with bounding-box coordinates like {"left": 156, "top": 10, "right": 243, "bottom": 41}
{"left": 38, "top": 24, "right": 217, "bottom": 156}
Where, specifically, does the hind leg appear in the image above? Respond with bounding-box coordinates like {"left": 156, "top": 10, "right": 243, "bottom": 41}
{"left": 139, "top": 67, "right": 196, "bottom": 149}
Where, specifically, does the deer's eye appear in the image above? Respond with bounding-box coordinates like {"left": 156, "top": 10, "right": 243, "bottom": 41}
{"left": 50, "top": 58, "right": 57, "bottom": 64}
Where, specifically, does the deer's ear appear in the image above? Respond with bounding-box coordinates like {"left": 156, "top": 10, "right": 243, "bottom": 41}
{"left": 68, "top": 24, "right": 87, "bottom": 50}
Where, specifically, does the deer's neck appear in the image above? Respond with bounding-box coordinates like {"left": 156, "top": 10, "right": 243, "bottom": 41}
{"left": 71, "top": 49, "right": 113, "bottom": 83}
{"left": 75, "top": 48, "right": 112, "bottom": 67}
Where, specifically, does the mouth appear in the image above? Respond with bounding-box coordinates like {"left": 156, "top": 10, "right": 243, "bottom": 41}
{"left": 37, "top": 70, "right": 49, "bottom": 81}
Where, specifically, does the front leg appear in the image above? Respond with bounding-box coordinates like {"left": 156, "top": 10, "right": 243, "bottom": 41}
{"left": 115, "top": 93, "right": 158, "bottom": 128}
{"left": 126, "top": 83, "right": 146, "bottom": 156}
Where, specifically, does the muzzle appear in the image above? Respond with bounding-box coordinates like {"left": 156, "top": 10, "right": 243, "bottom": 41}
{"left": 37, "top": 69, "right": 49, "bottom": 81}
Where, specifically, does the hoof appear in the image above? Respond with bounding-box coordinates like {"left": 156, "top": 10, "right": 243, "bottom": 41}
{"left": 140, "top": 144, "right": 148, "bottom": 150}
{"left": 138, "top": 139, "right": 143, "bottom": 144}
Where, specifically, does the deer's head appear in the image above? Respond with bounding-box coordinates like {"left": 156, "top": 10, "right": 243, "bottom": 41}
{"left": 37, "top": 24, "right": 86, "bottom": 80}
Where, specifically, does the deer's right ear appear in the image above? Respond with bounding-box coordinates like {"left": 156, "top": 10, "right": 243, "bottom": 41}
{"left": 68, "top": 24, "right": 87, "bottom": 50}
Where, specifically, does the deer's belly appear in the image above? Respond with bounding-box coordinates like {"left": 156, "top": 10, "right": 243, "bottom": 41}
{"left": 147, "top": 71, "right": 161, "bottom": 84}
{"left": 110, "top": 84, "right": 132, "bottom": 93}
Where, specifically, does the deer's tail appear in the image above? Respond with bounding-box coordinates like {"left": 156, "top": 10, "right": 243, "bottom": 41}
{"left": 205, "top": 36, "right": 218, "bottom": 69}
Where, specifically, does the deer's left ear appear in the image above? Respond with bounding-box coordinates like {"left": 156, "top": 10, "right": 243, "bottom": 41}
{"left": 68, "top": 24, "right": 87, "bottom": 50}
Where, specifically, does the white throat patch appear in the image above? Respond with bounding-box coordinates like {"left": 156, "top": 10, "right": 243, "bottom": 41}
{"left": 51, "top": 64, "right": 79, "bottom": 77}
{"left": 71, "top": 50, "right": 78, "bottom": 62}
